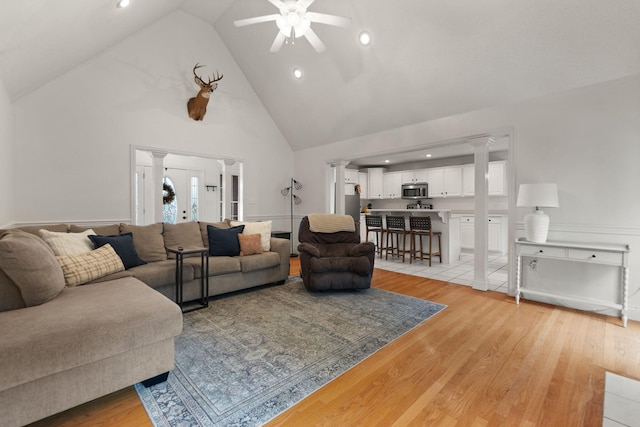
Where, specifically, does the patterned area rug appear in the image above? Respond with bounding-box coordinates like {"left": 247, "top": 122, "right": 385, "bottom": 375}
{"left": 135, "top": 279, "right": 446, "bottom": 426}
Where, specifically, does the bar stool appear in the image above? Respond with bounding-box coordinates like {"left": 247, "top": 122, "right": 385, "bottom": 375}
{"left": 409, "top": 216, "right": 442, "bottom": 266}
{"left": 365, "top": 215, "right": 385, "bottom": 258}
{"left": 385, "top": 215, "right": 409, "bottom": 262}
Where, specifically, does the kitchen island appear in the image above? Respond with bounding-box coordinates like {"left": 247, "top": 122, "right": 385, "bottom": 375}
{"left": 367, "top": 209, "right": 460, "bottom": 264}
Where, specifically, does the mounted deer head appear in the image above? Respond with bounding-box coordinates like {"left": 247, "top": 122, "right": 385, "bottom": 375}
{"left": 187, "top": 63, "right": 223, "bottom": 121}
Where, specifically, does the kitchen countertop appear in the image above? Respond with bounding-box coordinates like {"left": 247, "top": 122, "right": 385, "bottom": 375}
{"left": 368, "top": 208, "right": 451, "bottom": 213}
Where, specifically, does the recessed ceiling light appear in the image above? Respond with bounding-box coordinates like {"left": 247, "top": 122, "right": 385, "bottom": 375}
{"left": 292, "top": 68, "right": 303, "bottom": 79}
{"left": 425, "top": 154, "right": 432, "bottom": 158}
{"left": 384, "top": 159, "right": 390, "bottom": 163}
{"left": 358, "top": 31, "right": 372, "bottom": 46}
{"left": 117, "top": 0, "right": 130, "bottom": 8}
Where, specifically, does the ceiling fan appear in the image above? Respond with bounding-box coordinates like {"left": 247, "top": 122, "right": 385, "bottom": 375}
{"left": 234, "top": 0, "right": 351, "bottom": 53}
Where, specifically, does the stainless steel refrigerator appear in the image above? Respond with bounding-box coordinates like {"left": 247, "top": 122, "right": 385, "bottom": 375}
{"left": 345, "top": 193, "right": 361, "bottom": 225}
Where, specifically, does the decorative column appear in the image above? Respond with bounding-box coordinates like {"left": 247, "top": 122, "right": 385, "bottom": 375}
{"left": 332, "top": 160, "right": 350, "bottom": 215}
{"left": 149, "top": 150, "right": 168, "bottom": 224}
{"left": 469, "top": 137, "right": 494, "bottom": 291}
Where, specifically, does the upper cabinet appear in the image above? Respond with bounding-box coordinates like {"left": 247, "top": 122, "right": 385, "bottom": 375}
{"left": 345, "top": 169, "right": 359, "bottom": 184}
{"left": 401, "top": 169, "right": 428, "bottom": 184}
{"left": 367, "top": 168, "right": 384, "bottom": 199}
{"left": 460, "top": 161, "right": 508, "bottom": 197}
{"left": 428, "top": 167, "right": 462, "bottom": 198}
{"left": 358, "top": 172, "right": 368, "bottom": 199}
{"left": 383, "top": 172, "right": 403, "bottom": 199}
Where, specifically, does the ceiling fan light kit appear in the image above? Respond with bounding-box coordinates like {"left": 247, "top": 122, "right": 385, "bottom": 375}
{"left": 234, "top": 0, "right": 351, "bottom": 53}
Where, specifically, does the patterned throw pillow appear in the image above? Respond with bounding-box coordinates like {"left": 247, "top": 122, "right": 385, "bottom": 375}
{"left": 230, "top": 220, "right": 272, "bottom": 251}
{"left": 39, "top": 228, "right": 96, "bottom": 256}
{"left": 56, "top": 244, "right": 125, "bottom": 286}
{"left": 238, "top": 234, "right": 263, "bottom": 256}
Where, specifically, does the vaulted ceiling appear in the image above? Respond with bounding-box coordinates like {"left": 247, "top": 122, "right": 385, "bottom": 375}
{"left": 2, "top": 0, "right": 639, "bottom": 154}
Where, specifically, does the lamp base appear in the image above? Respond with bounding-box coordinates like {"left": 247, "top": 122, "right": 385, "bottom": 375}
{"left": 524, "top": 210, "right": 550, "bottom": 243}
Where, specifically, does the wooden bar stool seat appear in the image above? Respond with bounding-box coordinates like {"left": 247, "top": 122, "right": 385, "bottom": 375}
{"left": 365, "top": 214, "right": 385, "bottom": 258}
{"left": 409, "top": 216, "right": 442, "bottom": 266}
{"left": 385, "top": 215, "right": 409, "bottom": 262}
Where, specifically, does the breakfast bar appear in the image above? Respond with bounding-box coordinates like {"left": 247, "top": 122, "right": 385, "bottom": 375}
{"left": 368, "top": 209, "right": 461, "bottom": 264}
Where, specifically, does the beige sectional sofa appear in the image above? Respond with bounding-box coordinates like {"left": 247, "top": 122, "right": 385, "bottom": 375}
{"left": 0, "top": 219, "right": 290, "bottom": 426}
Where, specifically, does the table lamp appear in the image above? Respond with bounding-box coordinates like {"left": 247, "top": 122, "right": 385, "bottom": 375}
{"left": 516, "top": 183, "right": 559, "bottom": 243}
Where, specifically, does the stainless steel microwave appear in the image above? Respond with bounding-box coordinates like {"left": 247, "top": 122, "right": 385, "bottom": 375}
{"left": 401, "top": 183, "right": 428, "bottom": 199}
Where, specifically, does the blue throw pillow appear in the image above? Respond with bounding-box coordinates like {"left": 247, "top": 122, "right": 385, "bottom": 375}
{"left": 89, "top": 233, "right": 146, "bottom": 270}
{"left": 207, "top": 225, "right": 245, "bottom": 256}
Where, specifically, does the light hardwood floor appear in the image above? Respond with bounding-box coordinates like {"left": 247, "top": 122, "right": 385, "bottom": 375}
{"left": 29, "top": 258, "right": 640, "bottom": 426}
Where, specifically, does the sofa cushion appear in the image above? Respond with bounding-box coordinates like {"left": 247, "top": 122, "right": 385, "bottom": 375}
{"left": 0, "top": 277, "right": 182, "bottom": 393}
{"left": 207, "top": 225, "right": 245, "bottom": 257}
{"left": 128, "top": 260, "right": 189, "bottom": 289}
{"left": 0, "top": 268, "right": 26, "bottom": 312}
{"left": 163, "top": 222, "right": 204, "bottom": 258}
{"left": 39, "top": 228, "right": 95, "bottom": 256}
{"left": 238, "top": 251, "right": 280, "bottom": 273}
{"left": 120, "top": 223, "right": 167, "bottom": 263}
{"left": 198, "top": 220, "right": 230, "bottom": 248}
{"left": 56, "top": 244, "right": 125, "bottom": 287}
{"left": 88, "top": 233, "right": 146, "bottom": 269}
{"left": 69, "top": 224, "right": 121, "bottom": 236}
{"left": 187, "top": 256, "right": 241, "bottom": 279}
{"left": 16, "top": 224, "right": 68, "bottom": 236}
{"left": 230, "top": 220, "right": 272, "bottom": 251}
{"left": 239, "top": 233, "right": 263, "bottom": 256}
{"left": 0, "top": 230, "right": 65, "bottom": 307}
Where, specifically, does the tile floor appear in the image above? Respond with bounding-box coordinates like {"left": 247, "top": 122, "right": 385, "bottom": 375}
{"left": 374, "top": 251, "right": 510, "bottom": 293}
{"left": 603, "top": 372, "right": 640, "bottom": 427}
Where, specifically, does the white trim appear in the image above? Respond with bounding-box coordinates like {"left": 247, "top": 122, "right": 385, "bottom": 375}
{"left": 11, "top": 219, "right": 132, "bottom": 228}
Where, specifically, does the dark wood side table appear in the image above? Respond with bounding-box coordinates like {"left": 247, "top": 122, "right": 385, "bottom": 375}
{"left": 166, "top": 247, "right": 209, "bottom": 313}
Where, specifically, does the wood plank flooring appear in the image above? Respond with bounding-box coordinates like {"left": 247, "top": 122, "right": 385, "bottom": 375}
{"left": 29, "top": 258, "right": 640, "bottom": 426}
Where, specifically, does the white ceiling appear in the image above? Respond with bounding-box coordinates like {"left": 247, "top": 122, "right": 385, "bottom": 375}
{"left": 2, "top": 0, "right": 640, "bottom": 158}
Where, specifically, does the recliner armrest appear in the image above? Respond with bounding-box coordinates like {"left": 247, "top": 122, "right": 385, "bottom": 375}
{"left": 297, "top": 242, "right": 321, "bottom": 258}
{"left": 349, "top": 242, "right": 376, "bottom": 257}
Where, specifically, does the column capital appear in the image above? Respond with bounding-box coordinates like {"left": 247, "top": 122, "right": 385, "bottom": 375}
{"left": 148, "top": 149, "right": 168, "bottom": 159}
{"left": 467, "top": 136, "right": 495, "bottom": 148}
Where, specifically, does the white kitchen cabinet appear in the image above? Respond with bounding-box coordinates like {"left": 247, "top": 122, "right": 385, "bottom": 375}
{"left": 383, "top": 172, "right": 403, "bottom": 199}
{"left": 462, "top": 165, "right": 474, "bottom": 197}
{"left": 367, "top": 168, "right": 384, "bottom": 199}
{"left": 401, "top": 169, "right": 428, "bottom": 184}
{"left": 458, "top": 215, "right": 507, "bottom": 254}
{"left": 460, "top": 216, "right": 474, "bottom": 249}
{"left": 459, "top": 161, "right": 507, "bottom": 197}
{"left": 345, "top": 169, "right": 359, "bottom": 184}
{"left": 428, "top": 167, "right": 462, "bottom": 198}
{"left": 358, "top": 172, "right": 368, "bottom": 199}
{"left": 488, "top": 161, "right": 507, "bottom": 196}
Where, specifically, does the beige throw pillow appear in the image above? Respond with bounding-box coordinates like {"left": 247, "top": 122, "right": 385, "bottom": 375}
{"left": 39, "top": 228, "right": 96, "bottom": 256}
{"left": 0, "top": 230, "right": 65, "bottom": 306}
{"left": 238, "top": 234, "right": 264, "bottom": 256}
{"left": 120, "top": 223, "right": 167, "bottom": 262}
{"left": 230, "top": 220, "right": 272, "bottom": 251}
{"left": 56, "top": 244, "right": 125, "bottom": 286}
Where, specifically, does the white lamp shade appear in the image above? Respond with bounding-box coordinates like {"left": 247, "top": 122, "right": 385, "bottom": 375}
{"left": 516, "top": 183, "right": 559, "bottom": 208}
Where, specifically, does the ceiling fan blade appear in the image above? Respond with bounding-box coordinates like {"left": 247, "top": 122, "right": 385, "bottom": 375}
{"left": 234, "top": 14, "right": 280, "bottom": 27}
{"left": 305, "top": 12, "right": 351, "bottom": 27}
{"left": 270, "top": 31, "right": 286, "bottom": 53}
{"left": 298, "top": 0, "right": 316, "bottom": 8}
{"left": 304, "top": 28, "right": 326, "bottom": 53}
{"left": 267, "top": 0, "right": 287, "bottom": 9}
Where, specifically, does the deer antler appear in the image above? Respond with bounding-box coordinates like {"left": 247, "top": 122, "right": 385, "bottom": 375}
{"left": 193, "top": 63, "right": 223, "bottom": 85}
{"left": 192, "top": 63, "right": 207, "bottom": 85}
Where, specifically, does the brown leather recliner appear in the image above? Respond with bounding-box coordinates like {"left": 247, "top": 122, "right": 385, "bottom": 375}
{"left": 297, "top": 215, "right": 376, "bottom": 291}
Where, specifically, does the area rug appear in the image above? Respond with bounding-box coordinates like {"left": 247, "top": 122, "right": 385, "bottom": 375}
{"left": 135, "top": 279, "right": 446, "bottom": 427}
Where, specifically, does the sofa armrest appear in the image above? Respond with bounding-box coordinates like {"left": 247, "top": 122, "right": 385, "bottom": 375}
{"left": 297, "top": 242, "right": 320, "bottom": 258}
{"left": 269, "top": 237, "right": 290, "bottom": 281}
{"left": 349, "top": 242, "right": 376, "bottom": 257}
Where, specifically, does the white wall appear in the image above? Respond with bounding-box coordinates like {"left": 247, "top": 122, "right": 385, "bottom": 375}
{"left": 0, "top": 79, "right": 14, "bottom": 228}
{"left": 12, "top": 11, "right": 293, "bottom": 229}
{"left": 294, "top": 74, "right": 640, "bottom": 321}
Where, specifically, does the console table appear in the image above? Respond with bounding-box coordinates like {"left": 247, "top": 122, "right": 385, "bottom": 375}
{"left": 515, "top": 238, "right": 630, "bottom": 327}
